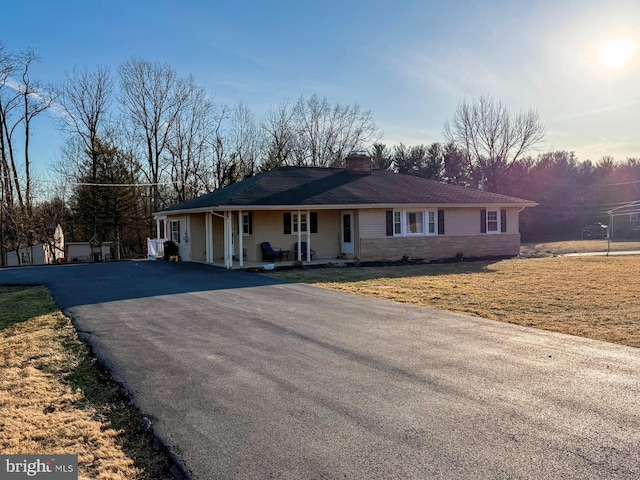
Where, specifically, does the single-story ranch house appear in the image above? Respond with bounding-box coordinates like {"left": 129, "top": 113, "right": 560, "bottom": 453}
{"left": 153, "top": 155, "right": 537, "bottom": 268}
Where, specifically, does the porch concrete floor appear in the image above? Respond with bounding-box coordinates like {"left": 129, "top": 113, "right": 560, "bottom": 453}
{"left": 206, "top": 257, "right": 357, "bottom": 270}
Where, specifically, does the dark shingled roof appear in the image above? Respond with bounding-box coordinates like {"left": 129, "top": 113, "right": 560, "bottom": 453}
{"left": 160, "top": 166, "right": 534, "bottom": 213}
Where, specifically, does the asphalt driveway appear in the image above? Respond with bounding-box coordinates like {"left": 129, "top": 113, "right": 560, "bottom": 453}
{"left": 2, "top": 261, "right": 639, "bottom": 479}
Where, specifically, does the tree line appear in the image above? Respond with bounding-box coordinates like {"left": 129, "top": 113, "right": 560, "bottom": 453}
{"left": 368, "top": 144, "right": 640, "bottom": 241}
{"left": 0, "top": 44, "right": 379, "bottom": 262}
{"left": 1, "top": 43, "right": 638, "bottom": 264}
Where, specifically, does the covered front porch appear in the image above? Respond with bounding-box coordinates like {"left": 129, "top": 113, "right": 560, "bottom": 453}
{"left": 154, "top": 207, "right": 358, "bottom": 269}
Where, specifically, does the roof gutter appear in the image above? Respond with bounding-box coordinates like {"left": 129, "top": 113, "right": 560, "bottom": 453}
{"left": 154, "top": 201, "right": 538, "bottom": 217}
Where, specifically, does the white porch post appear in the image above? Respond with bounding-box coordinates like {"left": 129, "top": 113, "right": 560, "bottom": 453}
{"left": 156, "top": 219, "right": 161, "bottom": 239}
{"left": 238, "top": 209, "right": 244, "bottom": 267}
{"left": 205, "top": 213, "right": 212, "bottom": 263}
{"left": 223, "top": 211, "right": 229, "bottom": 268}
{"left": 209, "top": 213, "right": 214, "bottom": 263}
{"left": 297, "top": 209, "right": 302, "bottom": 261}
{"left": 306, "top": 209, "right": 311, "bottom": 262}
{"left": 226, "top": 212, "right": 234, "bottom": 268}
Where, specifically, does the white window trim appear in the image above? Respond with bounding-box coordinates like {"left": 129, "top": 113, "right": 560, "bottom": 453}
{"left": 393, "top": 211, "right": 402, "bottom": 235}
{"left": 393, "top": 209, "right": 438, "bottom": 237}
{"left": 291, "top": 212, "right": 308, "bottom": 235}
{"left": 486, "top": 209, "right": 501, "bottom": 234}
{"left": 170, "top": 220, "right": 181, "bottom": 243}
{"left": 242, "top": 212, "right": 251, "bottom": 236}
{"left": 427, "top": 210, "right": 436, "bottom": 235}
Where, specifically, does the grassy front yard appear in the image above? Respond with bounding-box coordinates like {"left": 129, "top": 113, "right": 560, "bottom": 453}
{"left": 521, "top": 239, "right": 640, "bottom": 255}
{"left": 264, "top": 255, "right": 640, "bottom": 348}
{"left": 0, "top": 286, "right": 172, "bottom": 480}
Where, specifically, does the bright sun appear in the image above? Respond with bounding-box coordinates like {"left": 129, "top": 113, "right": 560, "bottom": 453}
{"left": 598, "top": 37, "right": 637, "bottom": 70}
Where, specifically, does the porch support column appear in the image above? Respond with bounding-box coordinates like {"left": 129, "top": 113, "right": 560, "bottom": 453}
{"left": 306, "top": 209, "right": 311, "bottom": 262}
{"left": 205, "top": 213, "right": 212, "bottom": 263}
{"left": 238, "top": 209, "right": 244, "bottom": 267}
{"left": 225, "top": 211, "right": 234, "bottom": 269}
{"left": 223, "top": 211, "right": 229, "bottom": 268}
{"left": 297, "top": 209, "right": 302, "bottom": 261}
{"left": 156, "top": 219, "right": 161, "bottom": 239}
{"left": 222, "top": 212, "right": 231, "bottom": 268}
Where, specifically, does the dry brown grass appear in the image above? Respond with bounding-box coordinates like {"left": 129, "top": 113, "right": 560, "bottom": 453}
{"left": 521, "top": 239, "right": 640, "bottom": 255}
{"left": 264, "top": 256, "right": 640, "bottom": 348}
{"left": 0, "top": 286, "right": 172, "bottom": 480}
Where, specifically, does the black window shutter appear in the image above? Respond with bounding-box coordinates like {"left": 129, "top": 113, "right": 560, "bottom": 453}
{"left": 386, "top": 210, "right": 393, "bottom": 236}
{"left": 310, "top": 212, "right": 318, "bottom": 233}
{"left": 283, "top": 212, "right": 291, "bottom": 234}
{"left": 500, "top": 209, "right": 507, "bottom": 233}
{"left": 248, "top": 212, "right": 253, "bottom": 235}
{"left": 480, "top": 209, "right": 487, "bottom": 233}
{"left": 437, "top": 209, "right": 445, "bottom": 235}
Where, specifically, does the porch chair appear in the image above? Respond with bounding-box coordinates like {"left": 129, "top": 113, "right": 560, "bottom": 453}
{"left": 260, "top": 242, "right": 284, "bottom": 262}
{"left": 296, "top": 241, "right": 316, "bottom": 261}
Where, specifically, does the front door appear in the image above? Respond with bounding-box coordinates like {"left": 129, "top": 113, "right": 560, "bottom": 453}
{"left": 341, "top": 211, "right": 354, "bottom": 255}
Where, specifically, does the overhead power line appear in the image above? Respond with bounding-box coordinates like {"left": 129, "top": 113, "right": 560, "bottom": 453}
{"left": 0, "top": 176, "right": 191, "bottom": 188}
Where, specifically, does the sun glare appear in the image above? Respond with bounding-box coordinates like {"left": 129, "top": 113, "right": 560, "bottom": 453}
{"left": 598, "top": 37, "right": 637, "bottom": 70}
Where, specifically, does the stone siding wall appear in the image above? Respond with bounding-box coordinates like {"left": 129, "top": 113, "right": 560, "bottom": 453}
{"left": 360, "top": 234, "right": 521, "bottom": 262}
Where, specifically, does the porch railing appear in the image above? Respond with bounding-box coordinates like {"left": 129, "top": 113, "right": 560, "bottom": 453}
{"left": 147, "top": 238, "right": 167, "bottom": 261}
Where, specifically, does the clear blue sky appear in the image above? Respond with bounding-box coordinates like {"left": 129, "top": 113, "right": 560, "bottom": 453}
{"left": 3, "top": 0, "right": 640, "bottom": 179}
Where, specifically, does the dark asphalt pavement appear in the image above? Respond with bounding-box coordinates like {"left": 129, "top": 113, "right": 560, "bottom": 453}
{"left": 2, "top": 261, "right": 640, "bottom": 479}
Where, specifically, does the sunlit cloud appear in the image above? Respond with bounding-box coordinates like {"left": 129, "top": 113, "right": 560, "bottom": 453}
{"left": 3, "top": 76, "right": 68, "bottom": 121}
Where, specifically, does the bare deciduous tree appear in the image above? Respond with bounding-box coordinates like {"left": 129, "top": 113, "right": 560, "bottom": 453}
{"left": 119, "top": 58, "right": 189, "bottom": 212}
{"left": 207, "top": 103, "right": 232, "bottom": 191}
{"left": 59, "top": 66, "right": 113, "bottom": 173}
{"left": 58, "top": 65, "right": 113, "bottom": 237}
{"left": 444, "top": 96, "right": 545, "bottom": 192}
{"left": 0, "top": 44, "right": 53, "bottom": 263}
{"left": 291, "top": 94, "right": 379, "bottom": 167}
{"left": 261, "top": 99, "right": 295, "bottom": 170}
{"left": 17, "top": 50, "right": 54, "bottom": 217}
{"left": 228, "top": 102, "right": 262, "bottom": 180}
{"left": 167, "top": 78, "right": 216, "bottom": 202}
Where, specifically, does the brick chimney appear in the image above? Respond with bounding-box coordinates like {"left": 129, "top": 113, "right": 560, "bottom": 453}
{"left": 345, "top": 153, "right": 372, "bottom": 175}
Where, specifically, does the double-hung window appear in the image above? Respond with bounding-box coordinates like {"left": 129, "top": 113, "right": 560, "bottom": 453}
{"left": 292, "top": 212, "right": 308, "bottom": 234}
{"left": 242, "top": 212, "right": 253, "bottom": 235}
{"left": 284, "top": 212, "right": 318, "bottom": 234}
{"left": 481, "top": 208, "right": 506, "bottom": 234}
{"left": 487, "top": 210, "right": 499, "bottom": 232}
{"left": 427, "top": 211, "right": 436, "bottom": 234}
{"left": 170, "top": 220, "right": 180, "bottom": 243}
{"left": 393, "top": 212, "right": 402, "bottom": 235}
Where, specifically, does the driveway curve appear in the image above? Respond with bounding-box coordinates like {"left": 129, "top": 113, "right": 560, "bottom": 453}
{"left": 2, "top": 261, "right": 639, "bottom": 479}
